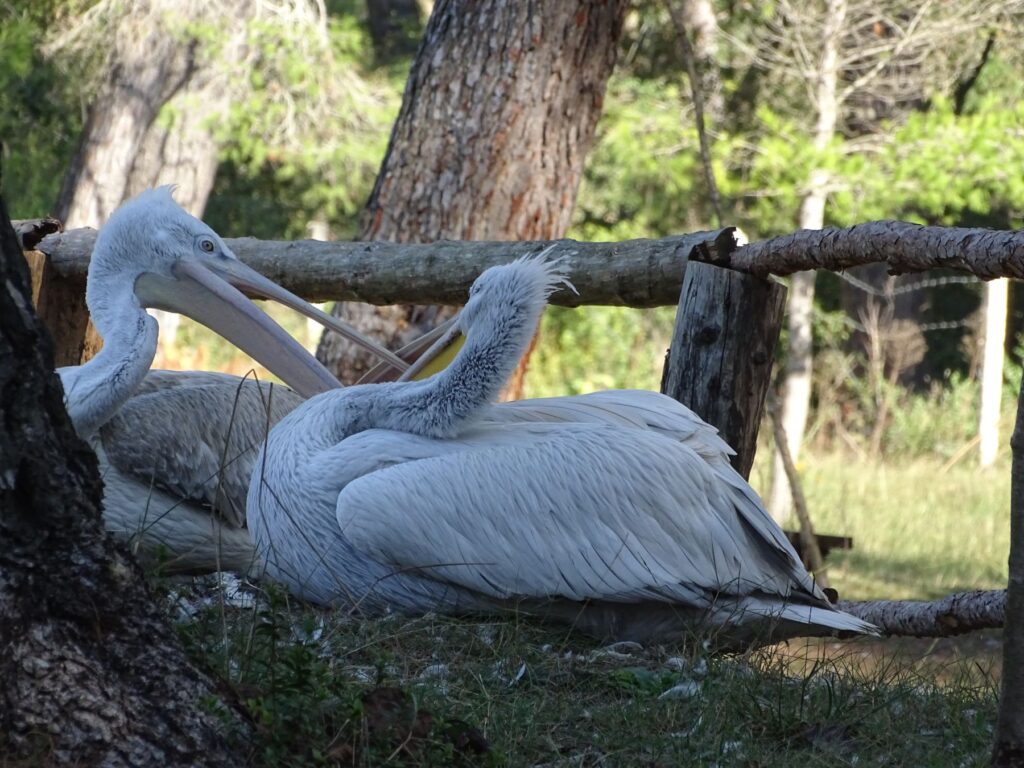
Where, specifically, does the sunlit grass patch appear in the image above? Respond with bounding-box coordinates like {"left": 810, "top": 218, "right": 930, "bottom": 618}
{"left": 749, "top": 451, "right": 1009, "bottom": 602}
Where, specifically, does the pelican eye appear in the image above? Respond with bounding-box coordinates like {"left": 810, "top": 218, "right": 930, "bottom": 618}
{"left": 199, "top": 238, "right": 216, "bottom": 253}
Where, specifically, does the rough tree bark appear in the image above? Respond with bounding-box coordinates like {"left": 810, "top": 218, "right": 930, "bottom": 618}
{"left": 710, "top": 222, "right": 1024, "bottom": 278}
{"left": 0, "top": 197, "right": 246, "bottom": 766}
{"left": 768, "top": 0, "right": 848, "bottom": 524}
{"left": 993, "top": 375, "right": 1024, "bottom": 765}
{"left": 36, "top": 228, "right": 735, "bottom": 306}
{"left": 317, "top": 0, "right": 628, "bottom": 391}
{"left": 53, "top": 0, "right": 248, "bottom": 363}
{"left": 836, "top": 590, "right": 1005, "bottom": 638}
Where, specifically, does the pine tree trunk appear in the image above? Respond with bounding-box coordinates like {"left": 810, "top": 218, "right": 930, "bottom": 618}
{"left": 317, "top": 0, "right": 628, "bottom": 391}
{"left": 0, "top": 197, "right": 246, "bottom": 766}
{"left": 53, "top": 0, "right": 246, "bottom": 364}
{"left": 768, "top": 0, "right": 847, "bottom": 524}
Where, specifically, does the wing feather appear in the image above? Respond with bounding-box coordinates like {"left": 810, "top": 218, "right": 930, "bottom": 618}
{"left": 101, "top": 370, "right": 303, "bottom": 528}
{"left": 335, "top": 423, "right": 824, "bottom": 608}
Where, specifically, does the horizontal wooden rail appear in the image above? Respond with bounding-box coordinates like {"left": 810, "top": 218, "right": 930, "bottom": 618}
{"left": 36, "top": 228, "right": 737, "bottom": 307}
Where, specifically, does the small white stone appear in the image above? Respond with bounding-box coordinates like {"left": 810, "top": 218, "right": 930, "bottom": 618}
{"left": 419, "top": 663, "right": 450, "bottom": 680}
{"left": 658, "top": 681, "right": 702, "bottom": 700}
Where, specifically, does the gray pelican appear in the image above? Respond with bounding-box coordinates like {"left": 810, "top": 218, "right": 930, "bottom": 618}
{"left": 59, "top": 187, "right": 407, "bottom": 573}
{"left": 247, "top": 255, "right": 878, "bottom": 647}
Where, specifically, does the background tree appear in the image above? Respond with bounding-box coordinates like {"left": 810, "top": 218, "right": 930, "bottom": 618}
{"left": 0, "top": 191, "right": 246, "bottom": 766}
{"left": 316, "top": 0, "right": 630, "bottom": 393}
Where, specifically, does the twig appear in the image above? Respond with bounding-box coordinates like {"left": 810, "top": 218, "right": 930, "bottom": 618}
{"left": 768, "top": 395, "right": 829, "bottom": 588}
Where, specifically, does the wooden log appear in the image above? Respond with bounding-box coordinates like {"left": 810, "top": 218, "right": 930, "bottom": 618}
{"left": 837, "top": 590, "right": 1005, "bottom": 638}
{"left": 23, "top": 250, "right": 101, "bottom": 367}
{"left": 661, "top": 261, "right": 787, "bottom": 479}
{"left": 37, "top": 228, "right": 737, "bottom": 307}
{"left": 710, "top": 221, "right": 1024, "bottom": 279}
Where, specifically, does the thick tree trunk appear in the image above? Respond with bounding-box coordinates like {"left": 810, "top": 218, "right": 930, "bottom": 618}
{"left": 0, "top": 197, "right": 246, "bottom": 766}
{"left": 769, "top": 0, "right": 847, "bottom": 524}
{"left": 993, "top": 377, "right": 1024, "bottom": 765}
{"left": 317, "top": 0, "right": 628, "bottom": 390}
{"left": 53, "top": 0, "right": 244, "bottom": 364}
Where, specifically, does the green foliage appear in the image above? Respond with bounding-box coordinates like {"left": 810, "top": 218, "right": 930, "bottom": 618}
{"left": 0, "top": 6, "right": 82, "bottom": 217}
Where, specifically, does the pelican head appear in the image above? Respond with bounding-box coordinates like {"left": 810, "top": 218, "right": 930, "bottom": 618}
{"left": 88, "top": 187, "right": 405, "bottom": 398}
{"left": 399, "top": 248, "right": 573, "bottom": 382}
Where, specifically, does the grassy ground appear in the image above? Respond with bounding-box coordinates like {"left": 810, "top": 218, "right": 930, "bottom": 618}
{"left": 175, "top": 586, "right": 998, "bottom": 767}
{"left": 748, "top": 452, "right": 1010, "bottom": 602}
{"left": 162, "top": 451, "right": 1008, "bottom": 766}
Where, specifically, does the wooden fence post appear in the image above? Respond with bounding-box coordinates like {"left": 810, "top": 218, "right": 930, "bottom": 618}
{"left": 993, "top": 372, "right": 1024, "bottom": 765}
{"left": 662, "top": 260, "right": 787, "bottom": 479}
{"left": 23, "top": 249, "right": 100, "bottom": 367}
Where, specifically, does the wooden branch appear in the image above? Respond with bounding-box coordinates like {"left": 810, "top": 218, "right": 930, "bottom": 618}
{"left": 837, "top": 590, "right": 1005, "bottom": 637}
{"left": 37, "top": 228, "right": 737, "bottom": 307}
{"left": 712, "top": 222, "right": 1024, "bottom": 279}
{"left": 661, "top": 261, "right": 786, "bottom": 479}
{"left": 768, "top": 396, "right": 829, "bottom": 588}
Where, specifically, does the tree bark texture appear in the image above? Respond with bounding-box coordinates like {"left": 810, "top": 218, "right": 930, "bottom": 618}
{"left": 661, "top": 261, "right": 787, "bottom": 480}
{"left": 769, "top": 0, "right": 847, "bottom": 524}
{"left": 715, "top": 221, "right": 1024, "bottom": 279}
{"left": 0, "top": 199, "right": 246, "bottom": 765}
{"left": 317, "top": 0, "right": 628, "bottom": 387}
{"left": 41, "top": 228, "right": 734, "bottom": 307}
{"left": 993, "top": 376, "right": 1024, "bottom": 765}
{"left": 53, "top": 0, "right": 247, "bottom": 364}
{"left": 837, "top": 590, "right": 1005, "bottom": 639}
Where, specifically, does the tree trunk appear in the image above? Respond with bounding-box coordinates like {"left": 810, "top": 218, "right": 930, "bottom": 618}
{"left": 54, "top": 0, "right": 244, "bottom": 363}
{"left": 993, "top": 371, "right": 1024, "bottom": 765}
{"left": 0, "top": 196, "right": 246, "bottom": 766}
{"left": 317, "top": 0, "right": 628, "bottom": 391}
{"left": 980, "top": 279, "right": 1008, "bottom": 467}
{"left": 768, "top": 0, "right": 847, "bottom": 524}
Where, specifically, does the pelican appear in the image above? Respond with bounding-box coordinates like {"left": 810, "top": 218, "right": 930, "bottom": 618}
{"left": 59, "top": 187, "right": 408, "bottom": 573}
{"left": 247, "top": 254, "right": 878, "bottom": 647}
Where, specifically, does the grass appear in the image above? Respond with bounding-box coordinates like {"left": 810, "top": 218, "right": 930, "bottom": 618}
{"left": 167, "top": 444, "right": 1011, "bottom": 766}
{"left": 170, "top": 581, "right": 1000, "bottom": 767}
{"left": 748, "top": 451, "right": 1010, "bottom": 601}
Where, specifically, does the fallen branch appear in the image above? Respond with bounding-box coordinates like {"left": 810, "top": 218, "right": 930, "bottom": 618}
{"left": 36, "top": 228, "right": 736, "bottom": 307}
{"left": 715, "top": 222, "right": 1024, "bottom": 279}
{"left": 838, "top": 590, "right": 1005, "bottom": 637}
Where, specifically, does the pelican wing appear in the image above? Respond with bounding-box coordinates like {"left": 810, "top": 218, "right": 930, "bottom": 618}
{"left": 483, "top": 390, "right": 736, "bottom": 462}
{"left": 101, "top": 370, "right": 303, "bottom": 528}
{"left": 336, "top": 422, "right": 823, "bottom": 608}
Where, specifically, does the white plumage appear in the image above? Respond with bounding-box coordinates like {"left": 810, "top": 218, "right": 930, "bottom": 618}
{"left": 248, "top": 256, "right": 878, "bottom": 647}
{"left": 57, "top": 188, "right": 401, "bottom": 572}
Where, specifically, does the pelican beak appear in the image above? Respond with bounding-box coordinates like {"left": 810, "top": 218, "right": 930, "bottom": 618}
{"left": 356, "top": 316, "right": 461, "bottom": 384}
{"left": 135, "top": 261, "right": 344, "bottom": 398}
{"left": 395, "top": 314, "right": 467, "bottom": 383}
{"left": 203, "top": 256, "right": 408, "bottom": 375}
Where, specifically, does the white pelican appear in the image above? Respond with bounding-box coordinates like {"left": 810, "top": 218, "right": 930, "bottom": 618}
{"left": 59, "top": 188, "right": 407, "bottom": 573}
{"left": 247, "top": 255, "right": 878, "bottom": 647}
